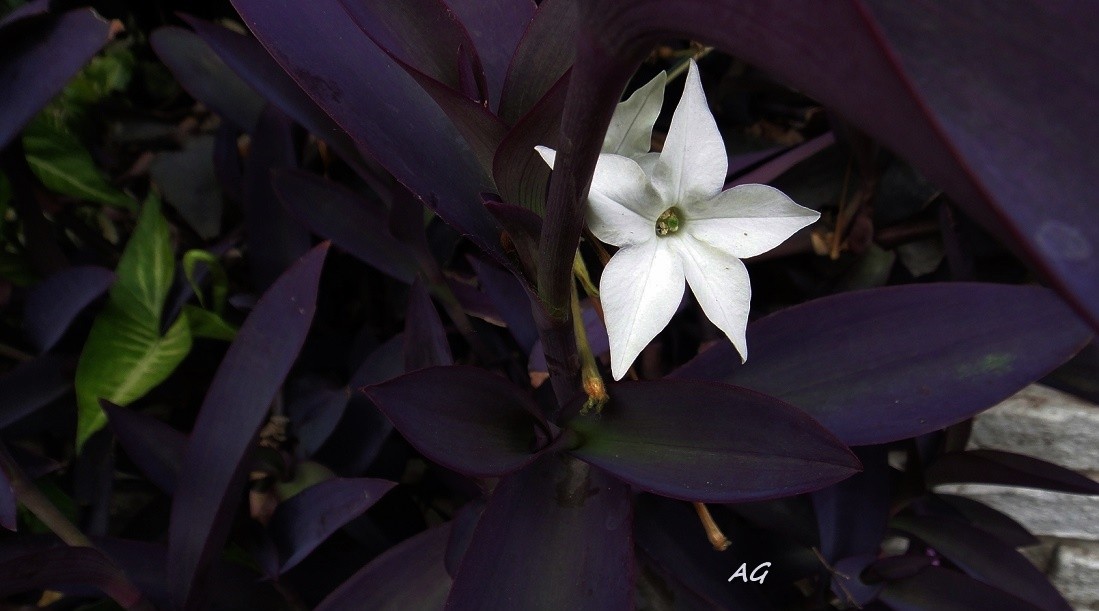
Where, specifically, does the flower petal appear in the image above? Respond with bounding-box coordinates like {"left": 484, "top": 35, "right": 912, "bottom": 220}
{"left": 601, "top": 239, "right": 684, "bottom": 379}
{"left": 537, "top": 146, "right": 663, "bottom": 247}
{"left": 674, "top": 237, "right": 751, "bottom": 361}
{"left": 687, "top": 184, "right": 820, "bottom": 258}
{"left": 603, "top": 71, "right": 666, "bottom": 158}
{"left": 651, "top": 60, "right": 727, "bottom": 207}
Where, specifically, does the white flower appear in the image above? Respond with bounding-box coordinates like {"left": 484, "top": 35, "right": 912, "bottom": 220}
{"left": 537, "top": 60, "right": 819, "bottom": 381}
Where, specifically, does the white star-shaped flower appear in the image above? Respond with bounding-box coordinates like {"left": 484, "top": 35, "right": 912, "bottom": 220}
{"left": 537, "top": 60, "right": 819, "bottom": 380}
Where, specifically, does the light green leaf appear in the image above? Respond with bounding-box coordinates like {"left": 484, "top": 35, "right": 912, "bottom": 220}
{"left": 75, "top": 196, "right": 191, "bottom": 451}
{"left": 182, "top": 249, "right": 228, "bottom": 313}
{"left": 183, "top": 304, "right": 237, "bottom": 341}
{"left": 22, "top": 116, "right": 136, "bottom": 209}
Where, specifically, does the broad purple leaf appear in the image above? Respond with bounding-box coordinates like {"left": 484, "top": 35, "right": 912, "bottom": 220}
{"left": 242, "top": 105, "right": 311, "bottom": 289}
{"left": 920, "top": 493, "right": 1039, "bottom": 549}
{"left": 273, "top": 169, "right": 417, "bottom": 283}
{"left": 813, "top": 445, "right": 890, "bottom": 564}
{"left": 468, "top": 256, "right": 538, "bottom": 351}
{"left": 673, "top": 284, "right": 1092, "bottom": 445}
{"left": 404, "top": 279, "right": 454, "bottom": 371}
{"left": 22, "top": 266, "right": 114, "bottom": 353}
{"left": 168, "top": 244, "right": 327, "bottom": 610}
{"left": 365, "top": 366, "right": 549, "bottom": 477}
{"left": 498, "top": 0, "right": 578, "bottom": 124}
{"left": 926, "top": 449, "right": 1099, "bottom": 495}
{"left": 548, "top": 1, "right": 1099, "bottom": 332}
{"left": 445, "top": 0, "right": 535, "bottom": 111}
{"left": 728, "top": 132, "right": 836, "bottom": 187}
{"left": 0, "top": 547, "right": 152, "bottom": 610}
{"left": 270, "top": 477, "right": 396, "bottom": 574}
{"left": 150, "top": 27, "right": 266, "bottom": 132}
{"left": 892, "top": 514, "right": 1069, "bottom": 610}
{"left": 103, "top": 402, "right": 186, "bottom": 495}
{"left": 227, "top": 0, "right": 504, "bottom": 262}
{"left": 339, "top": 0, "right": 482, "bottom": 95}
{"left": 444, "top": 499, "right": 484, "bottom": 578}
{"left": 493, "top": 70, "right": 570, "bottom": 214}
{"left": 315, "top": 522, "right": 453, "bottom": 611}
{"left": 880, "top": 565, "right": 1046, "bottom": 611}
{"left": 446, "top": 455, "right": 633, "bottom": 610}
{"left": 0, "top": 354, "right": 71, "bottom": 430}
{"left": 285, "top": 378, "right": 351, "bottom": 458}
{"left": 567, "top": 380, "right": 860, "bottom": 503}
{"left": 0, "top": 9, "right": 112, "bottom": 149}
{"left": 0, "top": 0, "right": 48, "bottom": 30}
{"left": 183, "top": 16, "right": 371, "bottom": 176}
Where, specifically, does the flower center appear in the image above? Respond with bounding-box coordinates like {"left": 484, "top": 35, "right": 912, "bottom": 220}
{"left": 655, "top": 207, "right": 683, "bottom": 237}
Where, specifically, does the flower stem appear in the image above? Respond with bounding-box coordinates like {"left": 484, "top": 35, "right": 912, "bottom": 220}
{"left": 571, "top": 281, "right": 608, "bottom": 414}
{"left": 693, "top": 502, "right": 731, "bottom": 551}
{"left": 572, "top": 252, "right": 603, "bottom": 320}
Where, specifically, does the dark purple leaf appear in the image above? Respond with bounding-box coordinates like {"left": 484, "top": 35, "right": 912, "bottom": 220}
{"left": 880, "top": 565, "right": 1045, "bottom": 611}
{"left": 485, "top": 200, "right": 542, "bottom": 284}
{"left": 270, "top": 477, "right": 396, "bottom": 574}
{"left": 227, "top": 0, "right": 504, "bottom": 262}
{"left": 168, "top": 243, "right": 327, "bottom": 610}
{"left": 673, "top": 284, "right": 1092, "bottom": 446}
{"left": 365, "top": 366, "right": 548, "bottom": 477}
{"left": 549, "top": 1, "right": 1099, "bottom": 332}
{"left": 242, "top": 105, "right": 311, "bottom": 289}
{"left": 339, "top": 0, "right": 482, "bottom": 95}
{"left": 0, "top": 445, "right": 16, "bottom": 531}
{"left": 285, "top": 377, "right": 351, "bottom": 458}
{"left": 0, "top": 354, "right": 71, "bottom": 430}
{"left": 468, "top": 256, "right": 539, "bottom": 351}
{"left": 103, "top": 402, "right": 186, "bottom": 495}
{"left": 315, "top": 522, "right": 453, "bottom": 611}
{"left": 447, "top": 455, "right": 633, "bottom": 610}
{"left": 728, "top": 132, "right": 836, "bottom": 187}
{"left": 529, "top": 299, "right": 606, "bottom": 376}
{"left": 920, "top": 493, "right": 1039, "bottom": 549}
{"left": 498, "top": 0, "right": 577, "bottom": 124}
{"left": 892, "top": 514, "right": 1069, "bottom": 610}
{"left": 150, "top": 26, "right": 266, "bottom": 132}
{"left": 0, "top": 9, "right": 112, "bottom": 149}
{"left": 404, "top": 278, "right": 454, "bottom": 371}
{"left": 813, "top": 445, "right": 890, "bottom": 564}
{"left": 493, "top": 70, "right": 569, "bottom": 214}
{"left": 566, "top": 380, "right": 860, "bottom": 503}
{"left": 444, "top": 499, "right": 484, "bottom": 578}
{"left": 445, "top": 0, "right": 535, "bottom": 111}
{"left": 926, "top": 449, "right": 1099, "bottom": 495}
{"left": 23, "top": 266, "right": 115, "bottom": 353}
{"left": 273, "top": 169, "right": 417, "bottom": 283}
{"left": 0, "top": 547, "right": 152, "bottom": 610}
{"left": 183, "top": 16, "right": 371, "bottom": 176}
{"left": 0, "top": 0, "right": 48, "bottom": 30}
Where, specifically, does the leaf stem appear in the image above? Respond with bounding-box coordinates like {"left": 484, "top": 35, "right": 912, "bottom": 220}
{"left": 693, "top": 502, "right": 731, "bottom": 551}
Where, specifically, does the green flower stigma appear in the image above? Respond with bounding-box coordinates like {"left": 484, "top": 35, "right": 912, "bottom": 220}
{"left": 655, "top": 207, "right": 683, "bottom": 237}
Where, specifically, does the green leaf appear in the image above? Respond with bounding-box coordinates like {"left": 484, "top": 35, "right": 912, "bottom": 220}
{"left": 22, "top": 116, "right": 136, "bottom": 209}
{"left": 75, "top": 197, "right": 192, "bottom": 451}
{"left": 183, "top": 304, "right": 237, "bottom": 341}
{"left": 182, "top": 249, "right": 228, "bottom": 313}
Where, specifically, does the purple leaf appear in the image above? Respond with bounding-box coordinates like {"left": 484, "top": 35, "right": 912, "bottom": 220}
{"left": 0, "top": 547, "right": 151, "bottom": 610}
{"left": 273, "top": 169, "right": 417, "bottom": 283}
{"left": 103, "top": 402, "right": 186, "bottom": 495}
{"left": 0, "top": 0, "right": 48, "bottom": 30}
{"left": 498, "top": 0, "right": 578, "bottom": 124}
{"left": 444, "top": 0, "right": 535, "bottom": 111}
{"left": 549, "top": 1, "right": 1099, "bottom": 332}
{"left": 227, "top": 0, "right": 504, "bottom": 262}
{"left": 446, "top": 455, "right": 633, "bottom": 610}
{"left": 444, "top": 500, "right": 484, "bottom": 578}
{"left": 23, "top": 266, "right": 115, "bottom": 353}
{"left": 813, "top": 445, "right": 890, "bottom": 564}
{"left": 150, "top": 26, "right": 266, "bottom": 132}
{"left": 285, "top": 378, "right": 351, "bottom": 458}
{"left": 0, "top": 354, "right": 71, "bottom": 430}
{"left": 920, "top": 493, "right": 1039, "bottom": 549}
{"left": 168, "top": 243, "right": 328, "bottom": 610}
{"left": 567, "top": 380, "right": 860, "bottom": 503}
{"left": 270, "top": 477, "right": 396, "bottom": 574}
{"left": 315, "top": 522, "right": 453, "bottom": 611}
{"left": 365, "top": 366, "right": 549, "bottom": 477}
{"left": 0, "top": 9, "right": 112, "bottom": 149}
{"left": 404, "top": 279, "right": 454, "bottom": 371}
{"left": 183, "top": 16, "right": 371, "bottom": 176}
{"left": 926, "top": 449, "right": 1099, "bottom": 495}
{"left": 880, "top": 564, "right": 1046, "bottom": 611}
{"left": 0, "top": 445, "right": 16, "bottom": 531}
{"left": 673, "top": 283, "right": 1092, "bottom": 446}
{"left": 242, "top": 105, "right": 311, "bottom": 289}
{"left": 728, "top": 132, "right": 836, "bottom": 187}
{"left": 493, "top": 70, "right": 570, "bottom": 214}
{"left": 468, "top": 256, "right": 539, "bottom": 351}
{"left": 339, "top": 0, "right": 483, "bottom": 95}
{"left": 892, "top": 514, "right": 1069, "bottom": 610}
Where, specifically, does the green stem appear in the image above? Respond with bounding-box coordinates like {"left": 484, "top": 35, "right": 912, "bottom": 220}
{"left": 572, "top": 282, "right": 607, "bottom": 414}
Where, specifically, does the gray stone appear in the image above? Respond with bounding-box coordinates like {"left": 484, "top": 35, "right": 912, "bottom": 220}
{"left": 1050, "top": 540, "right": 1099, "bottom": 610}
